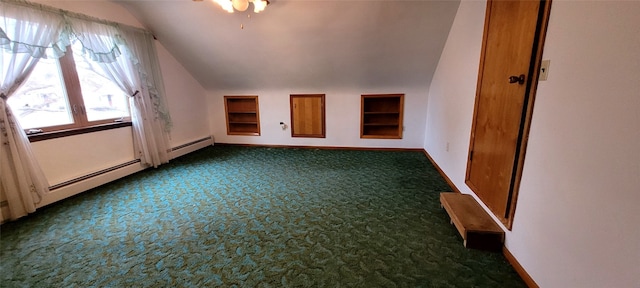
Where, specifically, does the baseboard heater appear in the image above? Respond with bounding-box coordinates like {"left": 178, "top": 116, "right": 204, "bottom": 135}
{"left": 48, "top": 136, "right": 212, "bottom": 191}
{"left": 48, "top": 159, "right": 141, "bottom": 191}
{"left": 171, "top": 136, "right": 212, "bottom": 152}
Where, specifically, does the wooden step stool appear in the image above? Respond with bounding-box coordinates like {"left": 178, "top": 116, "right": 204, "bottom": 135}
{"left": 440, "top": 192, "right": 504, "bottom": 251}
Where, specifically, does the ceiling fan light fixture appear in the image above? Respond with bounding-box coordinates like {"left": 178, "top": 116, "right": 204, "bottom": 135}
{"left": 209, "top": 0, "right": 269, "bottom": 14}
{"left": 212, "top": 0, "right": 234, "bottom": 13}
{"left": 232, "top": 0, "right": 249, "bottom": 12}
{"left": 253, "top": 0, "right": 267, "bottom": 13}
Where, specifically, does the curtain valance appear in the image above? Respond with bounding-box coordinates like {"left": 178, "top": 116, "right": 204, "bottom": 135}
{"left": 0, "top": 0, "right": 148, "bottom": 62}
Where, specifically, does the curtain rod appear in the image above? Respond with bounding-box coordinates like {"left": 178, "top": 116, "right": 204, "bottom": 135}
{"left": 1, "top": 0, "right": 157, "bottom": 39}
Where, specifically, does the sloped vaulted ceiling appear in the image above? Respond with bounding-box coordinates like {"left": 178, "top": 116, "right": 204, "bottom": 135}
{"left": 118, "top": 0, "right": 460, "bottom": 91}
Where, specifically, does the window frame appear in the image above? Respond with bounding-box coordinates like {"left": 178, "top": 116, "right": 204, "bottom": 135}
{"left": 11, "top": 45, "right": 131, "bottom": 134}
{"left": 27, "top": 121, "right": 132, "bottom": 143}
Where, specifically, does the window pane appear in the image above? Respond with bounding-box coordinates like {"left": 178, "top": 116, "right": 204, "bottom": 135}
{"left": 7, "top": 58, "right": 74, "bottom": 130}
{"left": 72, "top": 44, "right": 130, "bottom": 122}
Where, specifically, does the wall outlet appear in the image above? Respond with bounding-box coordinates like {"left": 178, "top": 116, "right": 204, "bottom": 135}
{"left": 539, "top": 59, "right": 550, "bottom": 81}
{"left": 446, "top": 142, "right": 450, "bottom": 152}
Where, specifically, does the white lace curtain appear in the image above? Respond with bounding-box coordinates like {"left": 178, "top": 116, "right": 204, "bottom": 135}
{"left": 0, "top": 2, "right": 63, "bottom": 220}
{"left": 0, "top": 0, "right": 172, "bottom": 220}
{"left": 68, "top": 16, "right": 172, "bottom": 167}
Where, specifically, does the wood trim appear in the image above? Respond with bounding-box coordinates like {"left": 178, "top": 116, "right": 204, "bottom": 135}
{"left": 503, "top": 246, "right": 539, "bottom": 288}
{"left": 27, "top": 51, "right": 83, "bottom": 133}
{"left": 214, "top": 143, "right": 423, "bottom": 152}
{"left": 59, "top": 47, "right": 88, "bottom": 128}
{"left": 65, "top": 44, "right": 132, "bottom": 127}
{"left": 464, "top": 0, "right": 494, "bottom": 187}
{"left": 506, "top": 0, "right": 553, "bottom": 229}
{"left": 422, "top": 150, "right": 460, "bottom": 193}
{"left": 28, "top": 121, "right": 132, "bottom": 142}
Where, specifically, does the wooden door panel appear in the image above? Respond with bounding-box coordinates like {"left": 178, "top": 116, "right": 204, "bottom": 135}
{"left": 290, "top": 94, "right": 325, "bottom": 138}
{"left": 467, "top": 0, "right": 543, "bottom": 220}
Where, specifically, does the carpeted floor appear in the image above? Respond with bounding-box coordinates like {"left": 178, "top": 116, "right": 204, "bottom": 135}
{"left": 0, "top": 146, "right": 525, "bottom": 287}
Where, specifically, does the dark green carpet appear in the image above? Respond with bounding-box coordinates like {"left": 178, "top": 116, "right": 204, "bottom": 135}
{"left": 0, "top": 146, "right": 525, "bottom": 287}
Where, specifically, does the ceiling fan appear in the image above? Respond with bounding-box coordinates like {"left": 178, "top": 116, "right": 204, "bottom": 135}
{"left": 193, "top": 0, "right": 270, "bottom": 13}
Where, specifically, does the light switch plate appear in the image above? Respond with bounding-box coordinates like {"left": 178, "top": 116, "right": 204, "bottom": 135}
{"left": 539, "top": 60, "right": 550, "bottom": 81}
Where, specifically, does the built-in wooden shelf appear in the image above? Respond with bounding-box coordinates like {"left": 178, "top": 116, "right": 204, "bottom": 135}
{"left": 440, "top": 192, "right": 505, "bottom": 251}
{"left": 361, "top": 94, "right": 404, "bottom": 139}
{"left": 224, "top": 96, "right": 260, "bottom": 136}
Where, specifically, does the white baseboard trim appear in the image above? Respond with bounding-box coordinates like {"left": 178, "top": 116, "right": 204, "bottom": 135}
{"left": 37, "top": 161, "right": 145, "bottom": 208}
{"left": 171, "top": 136, "right": 214, "bottom": 159}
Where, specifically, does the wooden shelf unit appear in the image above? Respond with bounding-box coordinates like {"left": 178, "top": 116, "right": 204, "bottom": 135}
{"left": 360, "top": 94, "right": 404, "bottom": 139}
{"left": 224, "top": 96, "right": 260, "bottom": 136}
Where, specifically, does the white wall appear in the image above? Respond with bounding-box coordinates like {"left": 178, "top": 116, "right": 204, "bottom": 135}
{"left": 208, "top": 87, "right": 429, "bottom": 148}
{"left": 158, "top": 43, "right": 210, "bottom": 146}
{"left": 31, "top": 127, "right": 135, "bottom": 186}
{"left": 20, "top": 1, "right": 210, "bottom": 201}
{"left": 32, "top": 1, "right": 143, "bottom": 27}
{"left": 424, "top": 0, "right": 484, "bottom": 184}
{"left": 424, "top": 0, "right": 640, "bottom": 287}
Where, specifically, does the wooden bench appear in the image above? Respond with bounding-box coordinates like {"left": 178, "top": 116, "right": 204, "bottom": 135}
{"left": 440, "top": 192, "right": 504, "bottom": 251}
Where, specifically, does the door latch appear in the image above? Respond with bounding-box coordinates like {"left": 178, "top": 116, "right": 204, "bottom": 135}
{"left": 508, "top": 74, "right": 526, "bottom": 85}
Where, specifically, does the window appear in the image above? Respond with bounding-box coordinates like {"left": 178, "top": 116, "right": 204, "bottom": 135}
{"left": 6, "top": 42, "right": 130, "bottom": 132}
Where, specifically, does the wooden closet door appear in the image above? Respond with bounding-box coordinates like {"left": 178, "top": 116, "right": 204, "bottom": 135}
{"left": 290, "top": 94, "right": 325, "bottom": 138}
{"left": 466, "top": 0, "right": 551, "bottom": 227}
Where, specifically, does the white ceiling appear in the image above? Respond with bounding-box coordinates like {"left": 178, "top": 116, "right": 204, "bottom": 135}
{"left": 118, "top": 0, "right": 460, "bottom": 91}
